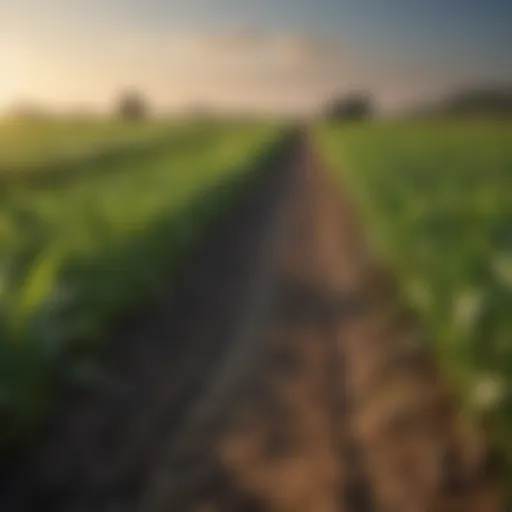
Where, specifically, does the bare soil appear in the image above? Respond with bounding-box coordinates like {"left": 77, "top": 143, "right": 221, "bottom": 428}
{"left": 1, "top": 132, "right": 503, "bottom": 511}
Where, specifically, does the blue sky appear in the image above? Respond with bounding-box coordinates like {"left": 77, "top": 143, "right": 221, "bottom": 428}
{"left": 1, "top": 0, "right": 511, "bottom": 113}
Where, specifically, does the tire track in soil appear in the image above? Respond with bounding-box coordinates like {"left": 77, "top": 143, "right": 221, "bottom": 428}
{"left": 1, "top": 131, "right": 504, "bottom": 511}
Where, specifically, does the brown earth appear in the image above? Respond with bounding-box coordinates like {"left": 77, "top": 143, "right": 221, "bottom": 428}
{"left": 1, "top": 132, "right": 504, "bottom": 511}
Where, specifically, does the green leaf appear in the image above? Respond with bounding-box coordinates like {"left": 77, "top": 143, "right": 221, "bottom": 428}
{"left": 15, "top": 249, "right": 62, "bottom": 335}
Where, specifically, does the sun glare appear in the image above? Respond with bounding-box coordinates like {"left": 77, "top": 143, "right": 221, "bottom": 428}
{"left": 0, "top": 75, "right": 19, "bottom": 112}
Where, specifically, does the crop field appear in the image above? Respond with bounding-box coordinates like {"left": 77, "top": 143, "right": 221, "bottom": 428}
{"left": 0, "top": 120, "right": 173, "bottom": 170}
{"left": 0, "top": 120, "right": 508, "bottom": 509}
{"left": 0, "top": 120, "right": 282, "bottom": 450}
{"left": 1, "top": 117, "right": 509, "bottom": 508}
{"left": 317, "top": 120, "right": 512, "bottom": 477}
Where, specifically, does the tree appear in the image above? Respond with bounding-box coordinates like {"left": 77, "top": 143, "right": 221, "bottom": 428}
{"left": 443, "top": 87, "right": 512, "bottom": 117}
{"left": 325, "top": 92, "right": 374, "bottom": 121}
{"left": 116, "top": 91, "right": 149, "bottom": 121}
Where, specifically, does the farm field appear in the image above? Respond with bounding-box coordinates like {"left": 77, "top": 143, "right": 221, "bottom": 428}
{"left": 0, "top": 122, "right": 506, "bottom": 510}
{"left": 317, "top": 120, "right": 512, "bottom": 479}
{"left": 0, "top": 119, "right": 173, "bottom": 170}
{"left": 0, "top": 120, "right": 232, "bottom": 189}
{"left": 0, "top": 120, "right": 283, "bottom": 451}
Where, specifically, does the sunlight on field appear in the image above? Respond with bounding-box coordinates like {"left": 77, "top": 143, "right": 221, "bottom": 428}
{"left": 0, "top": 77, "right": 19, "bottom": 112}
{"left": 0, "top": 120, "right": 180, "bottom": 169}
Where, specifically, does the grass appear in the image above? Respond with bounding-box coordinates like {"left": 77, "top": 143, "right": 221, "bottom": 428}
{"left": 0, "top": 120, "right": 284, "bottom": 452}
{"left": 317, "top": 119, "right": 512, "bottom": 483}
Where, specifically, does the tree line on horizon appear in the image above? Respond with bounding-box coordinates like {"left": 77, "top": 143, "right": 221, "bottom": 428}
{"left": 4, "top": 85, "right": 512, "bottom": 122}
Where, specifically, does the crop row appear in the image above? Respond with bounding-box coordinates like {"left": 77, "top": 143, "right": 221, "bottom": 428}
{"left": 0, "top": 123, "right": 284, "bottom": 452}
{"left": 317, "top": 120, "right": 512, "bottom": 483}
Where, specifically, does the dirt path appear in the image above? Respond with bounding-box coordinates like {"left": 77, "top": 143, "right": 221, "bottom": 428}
{"left": 2, "top": 133, "right": 503, "bottom": 511}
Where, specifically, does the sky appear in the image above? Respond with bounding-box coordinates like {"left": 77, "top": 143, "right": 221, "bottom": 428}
{"left": 1, "top": 0, "right": 511, "bottom": 115}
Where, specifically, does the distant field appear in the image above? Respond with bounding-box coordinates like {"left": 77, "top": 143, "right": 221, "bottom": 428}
{"left": 317, "top": 120, "right": 512, "bottom": 474}
{"left": 0, "top": 119, "right": 173, "bottom": 169}
{"left": 0, "top": 120, "right": 283, "bottom": 449}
